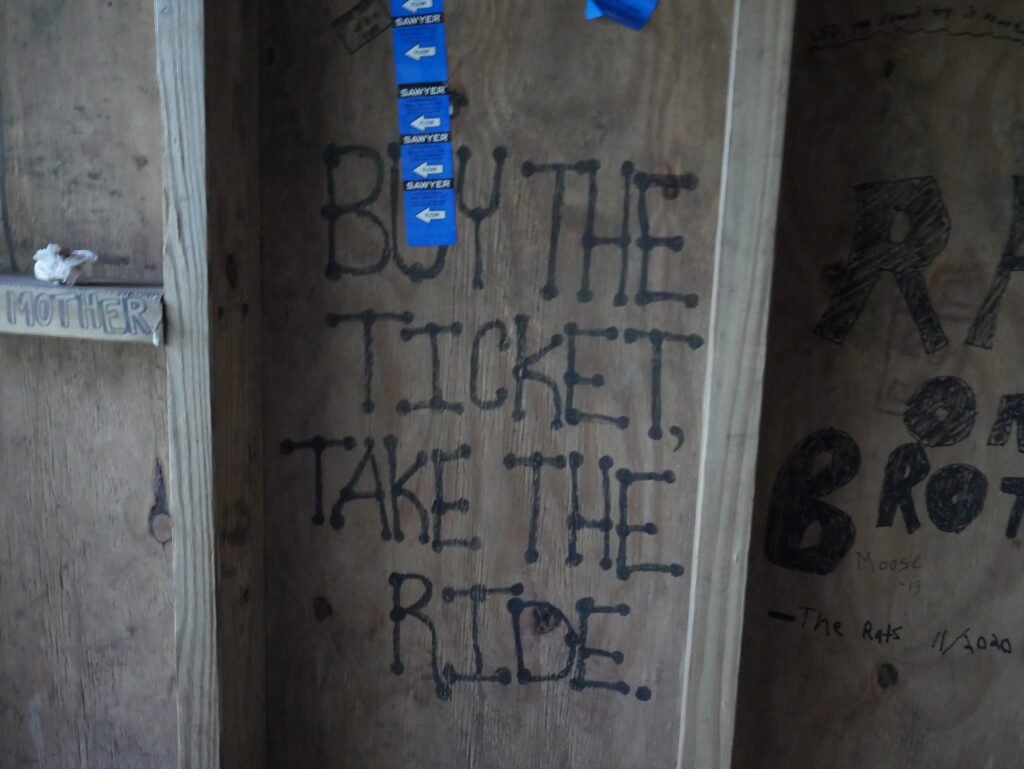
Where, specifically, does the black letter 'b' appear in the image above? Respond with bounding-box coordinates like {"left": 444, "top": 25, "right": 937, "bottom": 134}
{"left": 765, "top": 429, "right": 860, "bottom": 575}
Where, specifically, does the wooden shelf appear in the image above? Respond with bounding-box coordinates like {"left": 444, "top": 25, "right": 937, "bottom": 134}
{"left": 0, "top": 274, "right": 163, "bottom": 345}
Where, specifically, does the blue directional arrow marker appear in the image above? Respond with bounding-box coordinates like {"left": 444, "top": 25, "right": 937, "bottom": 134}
{"left": 391, "top": 0, "right": 442, "bottom": 16}
{"left": 393, "top": 20, "right": 448, "bottom": 84}
{"left": 401, "top": 143, "right": 454, "bottom": 182}
{"left": 404, "top": 187, "right": 457, "bottom": 247}
{"left": 397, "top": 92, "right": 451, "bottom": 137}
{"left": 390, "top": 0, "right": 455, "bottom": 247}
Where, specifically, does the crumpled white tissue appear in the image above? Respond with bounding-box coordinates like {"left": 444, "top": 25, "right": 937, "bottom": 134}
{"left": 32, "top": 243, "right": 99, "bottom": 285}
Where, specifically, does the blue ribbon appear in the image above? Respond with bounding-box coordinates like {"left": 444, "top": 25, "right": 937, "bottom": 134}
{"left": 586, "top": 0, "right": 659, "bottom": 30}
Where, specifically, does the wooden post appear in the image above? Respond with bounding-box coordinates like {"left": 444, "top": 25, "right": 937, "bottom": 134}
{"left": 154, "top": 1, "right": 218, "bottom": 764}
{"left": 680, "top": 0, "right": 796, "bottom": 765}
{"left": 155, "top": 1, "right": 263, "bottom": 767}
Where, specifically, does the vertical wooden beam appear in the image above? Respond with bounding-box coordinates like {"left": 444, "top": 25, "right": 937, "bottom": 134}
{"left": 206, "top": 0, "right": 266, "bottom": 766}
{"left": 155, "top": 0, "right": 264, "bottom": 766}
{"left": 154, "top": 1, "right": 218, "bottom": 765}
{"left": 679, "top": 1, "right": 795, "bottom": 767}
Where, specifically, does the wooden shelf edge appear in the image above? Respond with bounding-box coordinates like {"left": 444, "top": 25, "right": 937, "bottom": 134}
{"left": 0, "top": 274, "right": 164, "bottom": 345}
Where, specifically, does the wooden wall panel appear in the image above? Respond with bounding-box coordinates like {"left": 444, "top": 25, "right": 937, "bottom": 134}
{"left": 0, "top": 3, "right": 174, "bottom": 767}
{"left": 261, "top": 1, "right": 744, "bottom": 766}
{"left": 735, "top": 2, "right": 1024, "bottom": 767}
{"left": 0, "top": 339, "right": 172, "bottom": 768}
{"left": 0, "top": 0, "right": 164, "bottom": 281}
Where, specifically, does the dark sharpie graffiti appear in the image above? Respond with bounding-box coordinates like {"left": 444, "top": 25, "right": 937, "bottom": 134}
{"left": 321, "top": 143, "right": 701, "bottom": 306}
{"left": 816, "top": 176, "right": 1024, "bottom": 353}
{"left": 502, "top": 449, "right": 685, "bottom": 580}
{"left": 389, "top": 573, "right": 654, "bottom": 702}
{"left": 770, "top": 604, "right": 1016, "bottom": 659}
{"left": 932, "top": 627, "right": 1013, "bottom": 656}
{"left": 281, "top": 435, "right": 687, "bottom": 580}
{"left": 441, "top": 583, "right": 523, "bottom": 686}
{"left": 456, "top": 146, "right": 507, "bottom": 290}
{"left": 862, "top": 620, "right": 902, "bottom": 645}
{"left": 281, "top": 434, "right": 480, "bottom": 553}
{"left": 809, "top": 4, "right": 1024, "bottom": 52}
{"left": 301, "top": 139, "right": 709, "bottom": 711}
{"left": 397, "top": 322, "right": 464, "bottom": 415}
{"left": 324, "top": 309, "right": 702, "bottom": 443}
{"left": 765, "top": 428, "right": 860, "bottom": 576}
{"left": 816, "top": 177, "right": 951, "bottom": 354}
{"left": 766, "top": 376, "right": 1024, "bottom": 576}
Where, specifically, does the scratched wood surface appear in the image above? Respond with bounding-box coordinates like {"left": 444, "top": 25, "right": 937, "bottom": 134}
{"left": 0, "top": 3, "right": 175, "bottom": 767}
{"left": 734, "top": 2, "right": 1024, "bottom": 767}
{"left": 0, "top": 276, "right": 163, "bottom": 344}
{"left": 261, "top": 2, "right": 733, "bottom": 767}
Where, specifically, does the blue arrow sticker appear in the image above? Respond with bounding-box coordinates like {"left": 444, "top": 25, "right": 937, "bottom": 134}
{"left": 393, "top": 21, "right": 448, "bottom": 85}
{"left": 404, "top": 187, "right": 457, "bottom": 247}
{"left": 587, "top": 0, "right": 659, "bottom": 29}
{"left": 401, "top": 143, "right": 454, "bottom": 182}
{"left": 390, "top": 0, "right": 454, "bottom": 247}
{"left": 397, "top": 91, "right": 451, "bottom": 137}
{"left": 391, "top": 0, "right": 442, "bottom": 16}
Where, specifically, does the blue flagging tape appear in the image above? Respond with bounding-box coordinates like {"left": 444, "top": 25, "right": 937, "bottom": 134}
{"left": 586, "top": 0, "right": 659, "bottom": 30}
{"left": 391, "top": 0, "right": 457, "bottom": 246}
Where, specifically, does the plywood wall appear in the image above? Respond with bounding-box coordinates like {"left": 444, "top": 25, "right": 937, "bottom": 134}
{"left": 0, "top": 0, "right": 164, "bottom": 281}
{"left": 734, "top": 1, "right": 1024, "bottom": 767}
{"left": 261, "top": 1, "right": 735, "bottom": 766}
{"left": 0, "top": 3, "right": 175, "bottom": 767}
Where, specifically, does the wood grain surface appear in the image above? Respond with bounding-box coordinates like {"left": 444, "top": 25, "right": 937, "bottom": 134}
{"left": 734, "top": 2, "right": 1024, "bottom": 767}
{"left": 681, "top": 2, "right": 794, "bottom": 766}
{"left": 154, "top": 1, "right": 218, "bottom": 767}
{"left": 259, "top": 1, "right": 766, "bottom": 766}
{"left": 205, "top": 0, "right": 266, "bottom": 765}
{"left": 0, "top": 4, "right": 173, "bottom": 767}
{"left": 157, "top": 0, "right": 265, "bottom": 765}
{"left": 0, "top": 338, "right": 172, "bottom": 768}
{"left": 0, "top": 0, "right": 163, "bottom": 280}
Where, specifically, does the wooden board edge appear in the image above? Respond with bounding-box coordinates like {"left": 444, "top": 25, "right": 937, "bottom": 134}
{"left": 157, "top": 0, "right": 265, "bottom": 765}
{"left": 155, "top": 1, "right": 220, "bottom": 767}
{"left": 678, "top": 1, "right": 796, "bottom": 766}
{"left": 0, "top": 276, "right": 164, "bottom": 344}
{"left": 206, "top": 0, "right": 266, "bottom": 765}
